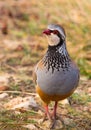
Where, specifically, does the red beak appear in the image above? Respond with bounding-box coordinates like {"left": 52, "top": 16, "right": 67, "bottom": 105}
{"left": 43, "top": 29, "right": 51, "bottom": 35}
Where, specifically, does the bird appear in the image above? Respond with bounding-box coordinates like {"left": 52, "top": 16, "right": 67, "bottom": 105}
{"left": 33, "top": 24, "right": 80, "bottom": 128}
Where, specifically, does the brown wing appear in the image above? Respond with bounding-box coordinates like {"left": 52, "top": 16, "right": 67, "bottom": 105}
{"left": 32, "top": 60, "right": 44, "bottom": 84}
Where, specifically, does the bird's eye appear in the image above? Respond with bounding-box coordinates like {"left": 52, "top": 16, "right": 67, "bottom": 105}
{"left": 53, "top": 30, "right": 59, "bottom": 34}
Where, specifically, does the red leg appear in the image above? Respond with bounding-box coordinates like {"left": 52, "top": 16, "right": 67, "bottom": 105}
{"left": 43, "top": 105, "right": 51, "bottom": 121}
{"left": 50, "top": 101, "right": 64, "bottom": 129}
{"left": 53, "top": 101, "right": 58, "bottom": 119}
{"left": 50, "top": 101, "right": 58, "bottom": 129}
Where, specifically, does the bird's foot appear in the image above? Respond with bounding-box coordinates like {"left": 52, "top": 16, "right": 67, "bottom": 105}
{"left": 42, "top": 112, "right": 52, "bottom": 122}
{"left": 42, "top": 113, "right": 48, "bottom": 122}
{"left": 50, "top": 118, "right": 56, "bottom": 129}
{"left": 42, "top": 114, "right": 64, "bottom": 129}
{"left": 50, "top": 114, "right": 65, "bottom": 129}
{"left": 50, "top": 118, "right": 64, "bottom": 129}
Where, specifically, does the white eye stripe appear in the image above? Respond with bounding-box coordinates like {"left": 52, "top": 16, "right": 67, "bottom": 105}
{"left": 57, "top": 28, "right": 65, "bottom": 39}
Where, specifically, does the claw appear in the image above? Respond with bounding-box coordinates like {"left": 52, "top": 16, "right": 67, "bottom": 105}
{"left": 50, "top": 119, "right": 56, "bottom": 129}
{"left": 42, "top": 112, "right": 52, "bottom": 122}
{"left": 43, "top": 102, "right": 65, "bottom": 129}
{"left": 42, "top": 113, "right": 47, "bottom": 122}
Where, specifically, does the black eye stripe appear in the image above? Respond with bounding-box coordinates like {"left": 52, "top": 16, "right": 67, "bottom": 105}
{"left": 49, "top": 30, "right": 54, "bottom": 33}
{"left": 49, "top": 30, "right": 65, "bottom": 41}
{"left": 49, "top": 30, "right": 59, "bottom": 34}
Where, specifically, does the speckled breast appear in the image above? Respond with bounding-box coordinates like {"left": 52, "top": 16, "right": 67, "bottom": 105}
{"left": 36, "top": 61, "right": 79, "bottom": 96}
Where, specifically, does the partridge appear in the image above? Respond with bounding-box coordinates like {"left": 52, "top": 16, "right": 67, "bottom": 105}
{"left": 33, "top": 24, "right": 80, "bottom": 128}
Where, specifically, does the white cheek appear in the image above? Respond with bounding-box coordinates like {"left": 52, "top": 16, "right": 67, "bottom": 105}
{"left": 48, "top": 33, "right": 60, "bottom": 46}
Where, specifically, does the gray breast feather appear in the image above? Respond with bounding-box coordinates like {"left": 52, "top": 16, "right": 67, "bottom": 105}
{"left": 36, "top": 65, "right": 79, "bottom": 95}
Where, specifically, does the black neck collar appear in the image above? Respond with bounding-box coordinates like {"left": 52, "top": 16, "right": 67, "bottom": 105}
{"left": 43, "top": 40, "right": 70, "bottom": 73}
{"left": 48, "top": 40, "right": 64, "bottom": 51}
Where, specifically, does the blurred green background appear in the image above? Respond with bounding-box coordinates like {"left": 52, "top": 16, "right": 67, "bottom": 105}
{"left": 0, "top": 0, "right": 91, "bottom": 79}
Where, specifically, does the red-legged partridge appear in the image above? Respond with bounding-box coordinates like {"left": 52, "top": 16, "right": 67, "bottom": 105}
{"left": 33, "top": 24, "right": 80, "bottom": 128}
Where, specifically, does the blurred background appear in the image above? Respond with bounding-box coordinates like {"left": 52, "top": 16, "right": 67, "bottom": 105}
{"left": 0, "top": 0, "right": 91, "bottom": 130}
{"left": 0, "top": 0, "right": 91, "bottom": 79}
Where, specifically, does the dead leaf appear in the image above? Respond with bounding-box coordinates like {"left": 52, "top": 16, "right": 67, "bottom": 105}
{"left": 3, "top": 40, "right": 21, "bottom": 50}
{"left": 87, "top": 87, "right": 91, "bottom": 94}
{"left": 0, "top": 92, "right": 8, "bottom": 99}
{"left": 64, "top": 117, "right": 71, "bottom": 125}
{"left": 15, "top": 45, "right": 24, "bottom": 51}
{"left": 0, "top": 85, "right": 9, "bottom": 91}
{"left": 60, "top": 99, "right": 69, "bottom": 105}
{"left": 4, "top": 96, "right": 38, "bottom": 110}
{"left": 23, "top": 124, "right": 38, "bottom": 130}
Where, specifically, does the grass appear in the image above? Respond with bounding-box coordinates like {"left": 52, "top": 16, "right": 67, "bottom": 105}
{"left": 0, "top": 110, "right": 37, "bottom": 130}
{"left": 70, "top": 92, "right": 91, "bottom": 105}
{"left": 77, "top": 58, "right": 91, "bottom": 79}
{"left": 6, "top": 0, "right": 91, "bottom": 78}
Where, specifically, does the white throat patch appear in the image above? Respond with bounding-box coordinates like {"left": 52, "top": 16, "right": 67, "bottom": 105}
{"left": 47, "top": 33, "right": 60, "bottom": 46}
